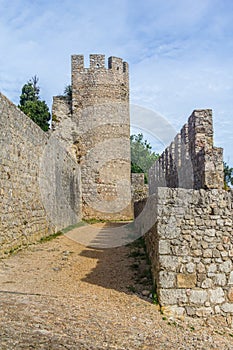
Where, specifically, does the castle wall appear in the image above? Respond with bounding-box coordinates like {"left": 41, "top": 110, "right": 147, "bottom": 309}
{"left": 149, "top": 109, "right": 224, "bottom": 192}
{"left": 134, "top": 110, "right": 232, "bottom": 318}
{"left": 52, "top": 54, "right": 132, "bottom": 220}
{"left": 0, "top": 93, "right": 81, "bottom": 256}
{"left": 135, "top": 188, "right": 233, "bottom": 318}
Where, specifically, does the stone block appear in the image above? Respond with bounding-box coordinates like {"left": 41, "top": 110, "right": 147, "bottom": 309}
{"left": 209, "top": 288, "right": 225, "bottom": 304}
{"left": 190, "top": 290, "right": 208, "bottom": 304}
{"left": 214, "top": 305, "right": 221, "bottom": 314}
{"left": 196, "top": 262, "right": 206, "bottom": 273}
{"left": 177, "top": 273, "right": 196, "bottom": 288}
{"left": 219, "top": 260, "right": 232, "bottom": 273}
{"left": 186, "top": 262, "right": 196, "bottom": 273}
{"left": 205, "top": 229, "right": 216, "bottom": 237}
{"left": 185, "top": 306, "right": 196, "bottom": 316}
{"left": 207, "top": 264, "right": 217, "bottom": 273}
{"left": 203, "top": 249, "right": 213, "bottom": 258}
{"left": 201, "top": 278, "right": 213, "bottom": 289}
{"left": 159, "top": 256, "right": 179, "bottom": 272}
{"left": 158, "top": 240, "right": 171, "bottom": 255}
{"left": 171, "top": 245, "right": 189, "bottom": 256}
{"left": 228, "top": 271, "right": 233, "bottom": 285}
{"left": 201, "top": 241, "right": 208, "bottom": 249}
{"left": 160, "top": 305, "right": 185, "bottom": 318}
{"left": 221, "top": 303, "right": 233, "bottom": 313}
{"left": 159, "top": 289, "right": 188, "bottom": 306}
{"left": 158, "top": 271, "right": 176, "bottom": 288}
{"left": 213, "top": 273, "right": 226, "bottom": 287}
{"left": 160, "top": 216, "right": 181, "bottom": 239}
{"left": 213, "top": 249, "right": 221, "bottom": 258}
{"left": 193, "top": 249, "right": 202, "bottom": 257}
{"left": 228, "top": 287, "right": 233, "bottom": 302}
{"left": 195, "top": 307, "right": 213, "bottom": 317}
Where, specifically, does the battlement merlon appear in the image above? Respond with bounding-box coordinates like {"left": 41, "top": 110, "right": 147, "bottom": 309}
{"left": 71, "top": 54, "right": 128, "bottom": 74}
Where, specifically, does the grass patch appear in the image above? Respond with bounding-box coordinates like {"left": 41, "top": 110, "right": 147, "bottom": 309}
{"left": 3, "top": 245, "right": 22, "bottom": 256}
{"left": 39, "top": 231, "right": 63, "bottom": 243}
{"left": 151, "top": 287, "right": 159, "bottom": 305}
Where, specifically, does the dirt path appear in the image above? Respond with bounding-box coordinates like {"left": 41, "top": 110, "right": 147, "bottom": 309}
{"left": 0, "top": 224, "right": 233, "bottom": 349}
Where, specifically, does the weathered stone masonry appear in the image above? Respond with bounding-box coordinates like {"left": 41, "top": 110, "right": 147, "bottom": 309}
{"left": 0, "top": 93, "right": 82, "bottom": 257}
{"left": 149, "top": 109, "right": 224, "bottom": 192}
{"left": 145, "top": 188, "right": 233, "bottom": 318}
{"left": 52, "top": 54, "right": 132, "bottom": 220}
{"left": 135, "top": 110, "right": 233, "bottom": 318}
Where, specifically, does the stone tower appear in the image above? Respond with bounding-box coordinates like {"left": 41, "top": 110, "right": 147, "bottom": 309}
{"left": 52, "top": 54, "right": 132, "bottom": 220}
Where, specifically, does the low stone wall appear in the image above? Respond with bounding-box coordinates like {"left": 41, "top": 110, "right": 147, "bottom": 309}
{"left": 0, "top": 93, "right": 82, "bottom": 256}
{"left": 135, "top": 188, "right": 233, "bottom": 318}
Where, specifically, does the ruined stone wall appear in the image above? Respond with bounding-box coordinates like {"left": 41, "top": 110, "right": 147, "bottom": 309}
{"left": 0, "top": 93, "right": 82, "bottom": 256}
{"left": 52, "top": 54, "right": 132, "bottom": 220}
{"left": 134, "top": 110, "right": 232, "bottom": 318}
{"left": 145, "top": 188, "right": 233, "bottom": 318}
{"left": 149, "top": 110, "right": 224, "bottom": 192}
{"left": 135, "top": 188, "right": 233, "bottom": 318}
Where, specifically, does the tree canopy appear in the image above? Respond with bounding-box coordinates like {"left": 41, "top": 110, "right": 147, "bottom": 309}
{"left": 130, "top": 133, "right": 159, "bottom": 183}
{"left": 224, "top": 162, "right": 233, "bottom": 189}
{"left": 63, "top": 84, "right": 72, "bottom": 100}
{"left": 19, "top": 76, "right": 50, "bottom": 132}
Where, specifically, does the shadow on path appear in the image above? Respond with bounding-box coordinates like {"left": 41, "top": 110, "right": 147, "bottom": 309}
{"left": 71, "top": 223, "right": 153, "bottom": 300}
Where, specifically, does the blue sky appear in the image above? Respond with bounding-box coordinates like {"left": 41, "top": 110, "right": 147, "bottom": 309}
{"left": 0, "top": 0, "right": 233, "bottom": 165}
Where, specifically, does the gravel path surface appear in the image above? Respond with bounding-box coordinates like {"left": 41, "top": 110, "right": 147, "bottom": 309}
{"left": 0, "top": 224, "right": 233, "bottom": 349}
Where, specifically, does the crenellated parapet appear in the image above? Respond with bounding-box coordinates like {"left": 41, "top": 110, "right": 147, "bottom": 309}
{"left": 71, "top": 54, "right": 128, "bottom": 74}
{"left": 71, "top": 54, "right": 129, "bottom": 115}
{"left": 149, "top": 109, "right": 224, "bottom": 192}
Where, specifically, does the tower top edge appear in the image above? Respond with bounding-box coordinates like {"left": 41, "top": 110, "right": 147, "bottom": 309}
{"left": 71, "top": 54, "right": 128, "bottom": 73}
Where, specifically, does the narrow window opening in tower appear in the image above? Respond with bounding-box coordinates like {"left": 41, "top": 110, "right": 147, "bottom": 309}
{"left": 117, "top": 66, "right": 119, "bottom": 71}
{"left": 96, "top": 63, "right": 100, "bottom": 68}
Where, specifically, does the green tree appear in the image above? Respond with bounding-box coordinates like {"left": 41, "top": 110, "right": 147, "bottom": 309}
{"left": 19, "top": 76, "right": 50, "bottom": 132}
{"left": 130, "top": 133, "right": 159, "bottom": 183}
{"left": 64, "top": 84, "right": 72, "bottom": 100}
{"left": 224, "top": 162, "right": 233, "bottom": 189}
